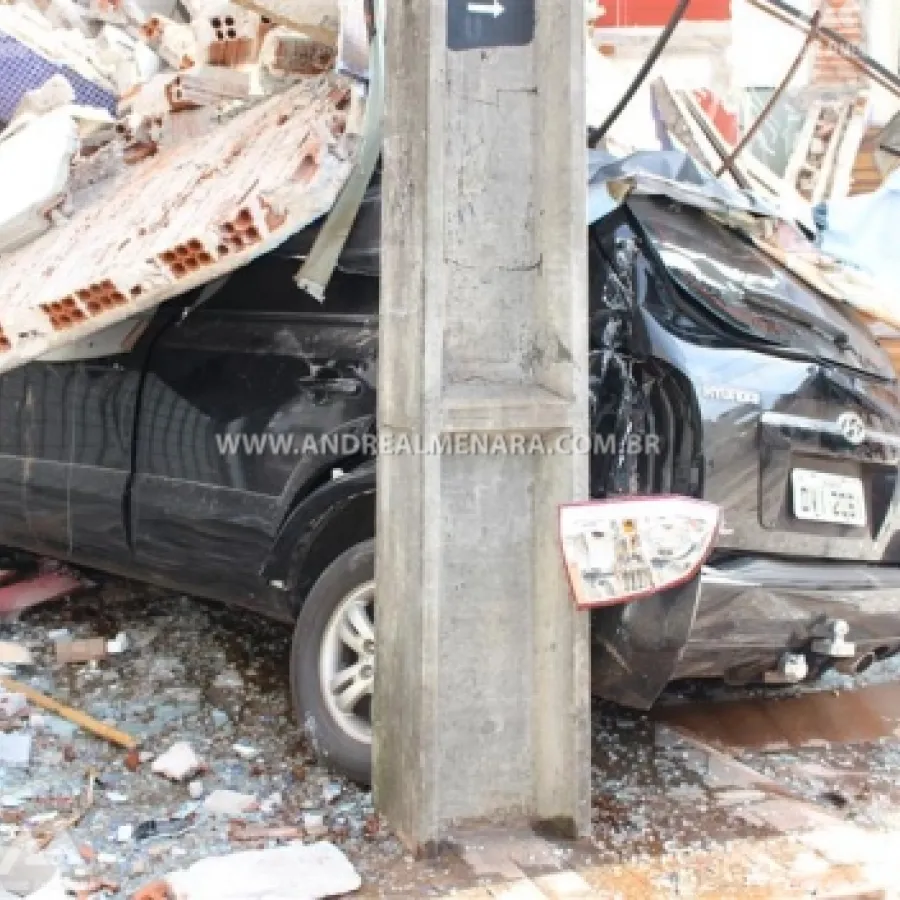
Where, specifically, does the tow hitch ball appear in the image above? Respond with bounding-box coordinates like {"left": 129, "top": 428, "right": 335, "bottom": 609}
{"left": 764, "top": 619, "right": 857, "bottom": 685}
{"left": 810, "top": 618, "right": 856, "bottom": 659}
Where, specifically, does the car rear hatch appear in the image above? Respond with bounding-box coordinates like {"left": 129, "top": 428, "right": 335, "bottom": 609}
{"left": 629, "top": 195, "right": 896, "bottom": 381}
{"left": 629, "top": 195, "right": 900, "bottom": 565}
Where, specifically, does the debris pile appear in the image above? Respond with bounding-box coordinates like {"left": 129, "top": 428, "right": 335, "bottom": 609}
{"left": 583, "top": 0, "right": 900, "bottom": 369}
{"left": 616, "top": 75, "right": 900, "bottom": 356}
{"left": 0, "top": 586, "right": 388, "bottom": 898}
{"left": 0, "top": 576, "right": 898, "bottom": 897}
{"left": 0, "top": 0, "right": 372, "bottom": 373}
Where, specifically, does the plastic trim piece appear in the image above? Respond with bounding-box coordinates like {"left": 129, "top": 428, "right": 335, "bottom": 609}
{"left": 295, "top": 0, "right": 383, "bottom": 300}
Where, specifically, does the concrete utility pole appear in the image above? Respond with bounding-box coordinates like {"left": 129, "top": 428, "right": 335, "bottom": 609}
{"left": 376, "top": 0, "right": 591, "bottom": 849}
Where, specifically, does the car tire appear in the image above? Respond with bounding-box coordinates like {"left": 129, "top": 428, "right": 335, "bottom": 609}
{"left": 290, "top": 539, "right": 375, "bottom": 785}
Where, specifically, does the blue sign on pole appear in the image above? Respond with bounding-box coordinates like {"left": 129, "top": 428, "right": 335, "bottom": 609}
{"left": 447, "top": 0, "right": 535, "bottom": 51}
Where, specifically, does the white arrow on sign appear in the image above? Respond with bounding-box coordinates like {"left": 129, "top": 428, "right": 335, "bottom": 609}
{"left": 467, "top": 0, "right": 505, "bottom": 17}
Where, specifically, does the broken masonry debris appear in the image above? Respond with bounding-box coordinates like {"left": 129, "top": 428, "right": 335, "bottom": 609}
{"left": 0, "top": 0, "right": 369, "bottom": 376}
{"left": 150, "top": 742, "right": 202, "bottom": 781}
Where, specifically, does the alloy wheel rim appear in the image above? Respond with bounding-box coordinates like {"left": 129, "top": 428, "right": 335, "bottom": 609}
{"left": 318, "top": 580, "right": 375, "bottom": 746}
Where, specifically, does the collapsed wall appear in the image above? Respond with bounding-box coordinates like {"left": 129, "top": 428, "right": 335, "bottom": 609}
{"left": 0, "top": 0, "right": 371, "bottom": 372}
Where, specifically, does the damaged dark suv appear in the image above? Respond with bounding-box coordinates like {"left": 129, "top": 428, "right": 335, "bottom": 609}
{"left": 2, "top": 156, "right": 900, "bottom": 784}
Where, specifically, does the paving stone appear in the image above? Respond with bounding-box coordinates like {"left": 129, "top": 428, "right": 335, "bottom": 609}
{"left": 486, "top": 880, "right": 549, "bottom": 899}
{"left": 532, "top": 871, "right": 595, "bottom": 898}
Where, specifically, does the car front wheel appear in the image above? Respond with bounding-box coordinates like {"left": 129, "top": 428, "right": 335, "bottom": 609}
{"left": 290, "top": 539, "right": 375, "bottom": 785}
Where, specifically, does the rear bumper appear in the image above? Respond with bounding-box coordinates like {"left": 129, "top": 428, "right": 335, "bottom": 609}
{"left": 590, "top": 557, "right": 900, "bottom": 708}
{"left": 672, "top": 558, "right": 900, "bottom": 680}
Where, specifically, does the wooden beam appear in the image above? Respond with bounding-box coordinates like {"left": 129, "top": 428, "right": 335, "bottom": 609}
{"left": 829, "top": 96, "right": 870, "bottom": 200}
{"left": 651, "top": 79, "right": 735, "bottom": 183}
{"left": 783, "top": 101, "right": 821, "bottom": 192}
{"left": 811, "top": 102, "right": 850, "bottom": 205}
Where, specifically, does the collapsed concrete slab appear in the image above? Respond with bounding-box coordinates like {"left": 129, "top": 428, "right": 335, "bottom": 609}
{"left": 0, "top": 0, "right": 369, "bottom": 375}
{"left": 0, "top": 73, "right": 357, "bottom": 374}
{"left": 232, "top": 0, "right": 338, "bottom": 42}
{"left": 0, "top": 108, "right": 79, "bottom": 254}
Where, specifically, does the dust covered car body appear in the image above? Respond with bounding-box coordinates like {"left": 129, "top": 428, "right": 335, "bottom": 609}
{"left": 2, "top": 154, "right": 900, "bottom": 781}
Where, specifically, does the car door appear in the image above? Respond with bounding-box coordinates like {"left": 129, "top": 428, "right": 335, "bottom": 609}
{"left": 128, "top": 255, "right": 378, "bottom": 612}
{"left": 59, "top": 317, "right": 161, "bottom": 571}
{"left": 19, "top": 361, "right": 97, "bottom": 558}
{"left": 0, "top": 364, "right": 47, "bottom": 552}
{"left": 10, "top": 317, "right": 158, "bottom": 569}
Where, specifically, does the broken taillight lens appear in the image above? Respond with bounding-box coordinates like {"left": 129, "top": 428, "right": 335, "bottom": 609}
{"left": 559, "top": 495, "right": 721, "bottom": 609}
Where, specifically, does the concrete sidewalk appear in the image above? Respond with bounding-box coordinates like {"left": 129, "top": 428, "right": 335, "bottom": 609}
{"left": 434, "top": 831, "right": 892, "bottom": 899}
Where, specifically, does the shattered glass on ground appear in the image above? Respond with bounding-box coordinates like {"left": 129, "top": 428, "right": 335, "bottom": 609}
{"left": 1, "top": 584, "right": 900, "bottom": 897}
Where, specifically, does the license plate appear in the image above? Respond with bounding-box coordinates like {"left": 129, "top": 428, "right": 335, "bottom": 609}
{"left": 791, "top": 468, "right": 866, "bottom": 527}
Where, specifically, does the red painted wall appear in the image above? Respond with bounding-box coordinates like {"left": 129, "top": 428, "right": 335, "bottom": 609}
{"left": 694, "top": 89, "right": 740, "bottom": 145}
{"left": 593, "top": 0, "right": 731, "bottom": 28}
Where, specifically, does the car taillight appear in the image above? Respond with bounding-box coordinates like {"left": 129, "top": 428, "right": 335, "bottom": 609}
{"left": 560, "top": 495, "right": 721, "bottom": 609}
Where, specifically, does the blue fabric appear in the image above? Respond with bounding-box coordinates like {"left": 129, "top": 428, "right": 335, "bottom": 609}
{"left": 818, "top": 168, "right": 900, "bottom": 294}
{"left": 0, "top": 34, "right": 116, "bottom": 122}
